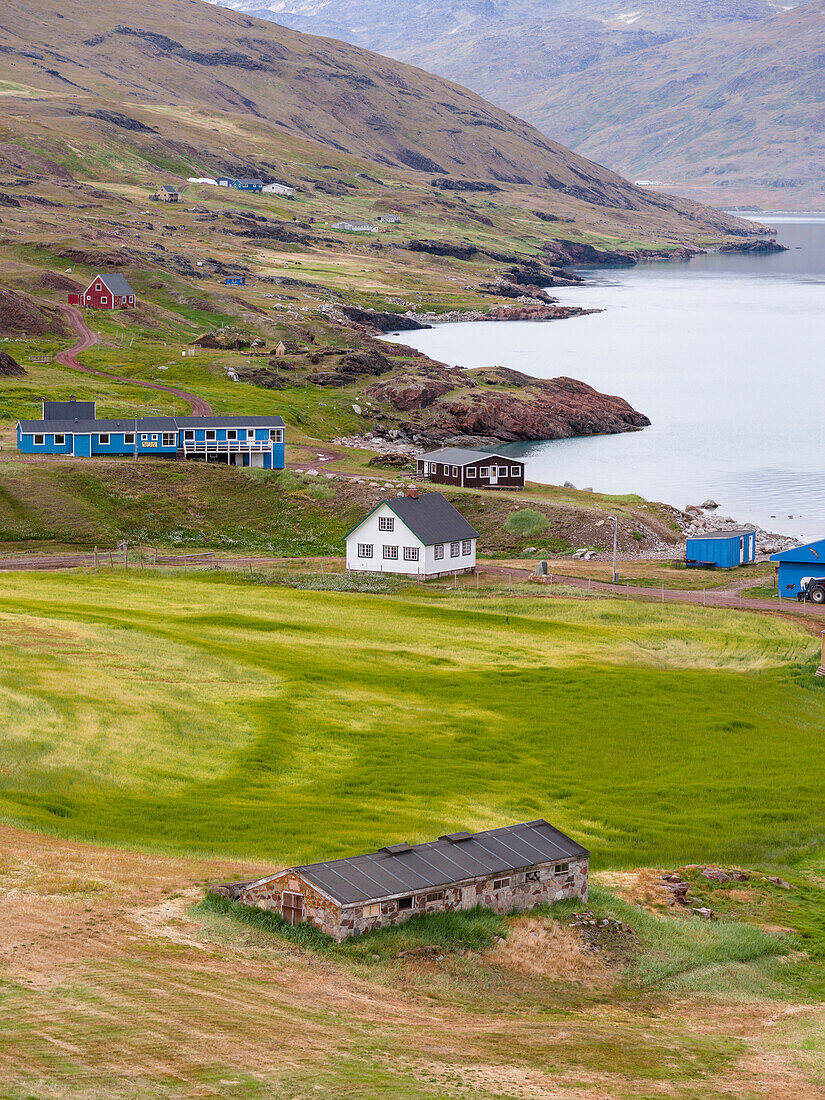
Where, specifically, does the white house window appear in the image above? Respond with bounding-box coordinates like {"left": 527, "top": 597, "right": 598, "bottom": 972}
{"left": 462, "top": 540, "right": 472, "bottom": 555}
{"left": 466, "top": 467, "right": 477, "bottom": 478}
{"left": 511, "top": 466, "right": 521, "bottom": 477}
{"left": 378, "top": 516, "right": 394, "bottom": 532}
{"left": 450, "top": 541, "right": 460, "bottom": 558}
{"left": 162, "top": 432, "right": 175, "bottom": 447}
{"left": 100, "top": 296, "right": 107, "bottom": 304}
{"left": 434, "top": 544, "right": 444, "bottom": 560}
{"left": 442, "top": 463, "right": 450, "bottom": 473}
{"left": 124, "top": 433, "right": 135, "bottom": 444}
{"left": 184, "top": 430, "right": 194, "bottom": 440}
{"left": 247, "top": 429, "right": 255, "bottom": 439}
{"left": 227, "top": 429, "right": 237, "bottom": 440}
{"left": 452, "top": 466, "right": 459, "bottom": 476}
{"left": 554, "top": 862, "right": 570, "bottom": 875}
{"left": 357, "top": 543, "right": 373, "bottom": 559}
{"left": 403, "top": 547, "right": 419, "bottom": 561}
{"left": 206, "top": 430, "right": 216, "bottom": 441}
{"left": 383, "top": 545, "right": 398, "bottom": 560}
{"left": 270, "top": 429, "right": 283, "bottom": 442}
{"left": 95, "top": 283, "right": 102, "bottom": 291}
{"left": 98, "top": 434, "right": 110, "bottom": 445}
{"left": 479, "top": 466, "right": 490, "bottom": 477}
{"left": 54, "top": 434, "right": 65, "bottom": 445}
{"left": 34, "top": 434, "right": 44, "bottom": 445}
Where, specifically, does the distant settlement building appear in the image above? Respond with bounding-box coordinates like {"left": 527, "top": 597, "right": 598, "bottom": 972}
{"left": 418, "top": 447, "right": 524, "bottom": 490}
{"left": 154, "top": 184, "right": 182, "bottom": 202}
{"left": 68, "top": 273, "right": 136, "bottom": 311}
{"left": 213, "top": 820, "right": 589, "bottom": 942}
{"left": 332, "top": 220, "right": 382, "bottom": 233}
{"left": 234, "top": 178, "right": 264, "bottom": 193}
{"left": 345, "top": 490, "right": 478, "bottom": 578}
{"left": 771, "top": 539, "right": 825, "bottom": 599}
{"left": 263, "top": 182, "right": 295, "bottom": 197}
{"left": 376, "top": 213, "right": 401, "bottom": 223}
{"left": 17, "top": 400, "right": 285, "bottom": 467}
{"left": 685, "top": 529, "right": 757, "bottom": 569}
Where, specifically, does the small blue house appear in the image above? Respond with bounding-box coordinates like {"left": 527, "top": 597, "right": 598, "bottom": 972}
{"left": 685, "top": 529, "right": 757, "bottom": 569}
{"left": 17, "top": 399, "right": 285, "bottom": 469}
{"left": 225, "top": 276, "right": 246, "bottom": 286}
{"left": 770, "top": 539, "right": 825, "bottom": 598}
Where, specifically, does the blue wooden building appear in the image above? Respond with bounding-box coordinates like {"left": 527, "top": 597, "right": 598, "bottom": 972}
{"left": 685, "top": 528, "right": 757, "bottom": 568}
{"left": 770, "top": 539, "right": 825, "bottom": 598}
{"left": 235, "top": 178, "right": 264, "bottom": 192}
{"left": 224, "top": 276, "right": 246, "bottom": 286}
{"left": 17, "top": 400, "right": 285, "bottom": 468}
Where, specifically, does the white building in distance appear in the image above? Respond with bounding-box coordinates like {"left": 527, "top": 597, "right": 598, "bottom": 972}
{"left": 345, "top": 490, "right": 478, "bottom": 578}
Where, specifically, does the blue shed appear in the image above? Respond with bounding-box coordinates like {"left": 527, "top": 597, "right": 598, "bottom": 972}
{"left": 685, "top": 528, "right": 757, "bottom": 569}
{"left": 770, "top": 539, "right": 825, "bottom": 598}
{"left": 225, "top": 276, "right": 246, "bottom": 286}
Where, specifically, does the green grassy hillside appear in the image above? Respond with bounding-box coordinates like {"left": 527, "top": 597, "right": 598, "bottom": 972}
{"left": 1, "top": 570, "right": 822, "bottom": 868}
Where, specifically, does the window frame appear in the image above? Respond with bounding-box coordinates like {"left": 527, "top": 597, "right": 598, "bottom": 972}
{"left": 479, "top": 466, "right": 490, "bottom": 477}
{"left": 434, "top": 544, "right": 444, "bottom": 560}
{"left": 162, "top": 432, "right": 175, "bottom": 447}
{"left": 124, "top": 432, "right": 135, "bottom": 445}
{"left": 492, "top": 877, "right": 511, "bottom": 891}
{"left": 403, "top": 546, "right": 419, "bottom": 561}
{"left": 452, "top": 465, "right": 459, "bottom": 476}
{"left": 425, "top": 891, "right": 444, "bottom": 904}
{"left": 462, "top": 539, "right": 472, "bottom": 555}
{"left": 100, "top": 296, "right": 108, "bottom": 305}
{"left": 54, "top": 433, "right": 65, "bottom": 446}
{"left": 226, "top": 429, "right": 237, "bottom": 441}
{"left": 98, "top": 433, "right": 110, "bottom": 446}
{"left": 34, "top": 433, "right": 44, "bottom": 446}
{"left": 510, "top": 466, "right": 522, "bottom": 477}
{"left": 362, "top": 902, "right": 380, "bottom": 918}
{"left": 397, "top": 896, "right": 413, "bottom": 911}
{"left": 466, "top": 467, "right": 477, "bottom": 478}
{"left": 357, "top": 543, "right": 373, "bottom": 559}
{"left": 383, "top": 545, "right": 398, "bottom": 560}
{"left": 184, "top": 429, "right": 195, "bottom": 441}
{"left": 378, "top": 516, "right": 394, "bottom": 532}
{"left": 205, "top": 429, "right": 216, "bottom": 441}
{"left": 554, "top": 862, "right": 570, "bottom": 876}
{"left": 450, "top": 541, "right": 460, "bottom": 558}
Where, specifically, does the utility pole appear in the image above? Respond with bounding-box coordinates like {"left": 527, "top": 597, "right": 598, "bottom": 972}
{"left": 612, "top": 515, "right": 619, "bottom": 583}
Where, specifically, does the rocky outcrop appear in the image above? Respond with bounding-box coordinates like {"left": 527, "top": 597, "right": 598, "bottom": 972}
{"left": 477, "top": 282, "right": 556, "bottom": 303}
{"left": 339, "top": 305, "right": 430, "bottom": 333}
{"left": 365, "top": 372, "right": 456, "bottom": 410}
{"left": 718, "top": 238, "right": 787, "bottom": 254}
{"left": 479, "top": 303, "right": 598, "bottom": 322}
{"left": 0, "top": 288, "right": 66, "bottom": 337}
{"left": 37, "top": 271, "right": 83, "bottom": 292}
{"left": 429, "top": 178, "right": 501, "bottom": 192}
{"left": 0, "top": 350, "right": 25, "bottom": 376}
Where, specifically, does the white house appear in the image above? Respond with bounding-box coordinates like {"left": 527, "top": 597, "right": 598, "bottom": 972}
{"left": 263, "top": 182, "right": 295, "bottom": 197}
{"left": 332, "top": 220, "right": 382, "bottom": 233}
{"left": 345, "top": 490, "right": 479, "bottom": 579}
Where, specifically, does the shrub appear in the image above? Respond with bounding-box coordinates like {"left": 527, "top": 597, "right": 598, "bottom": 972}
{"left": 504, "top": 509, "right": 549, "bottom": 538}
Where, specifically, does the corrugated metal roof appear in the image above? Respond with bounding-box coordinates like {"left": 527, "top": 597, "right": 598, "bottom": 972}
{"left": 92, "top": 272, "right": 136, "bottom": 297}
{"left": 295, "top": 820, "right": 588, "bottom": 905}
{"left": 418, "top": 446, "right": 504, "bottom": 465}
{"left": 386, "top": 492, "right": 479, "bottom": 545}
{"left": 687, "top": 528, "right": 755, "bottom": 541}
{"left": 43, "top": 400, "right": 97, "bottom": 422}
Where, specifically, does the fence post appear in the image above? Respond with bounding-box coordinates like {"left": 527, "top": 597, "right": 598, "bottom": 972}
{"left": 703, "top": 589, "right": 706, "bottom": 607}
{"left": 94, "top": 546, "right": 98, "bottom": 570}
{"left": 661, "top": 583, "right": 664, "bottom": 604}
{"left": 109, "top": 549, "right": 114, "bottom": 568}
{"left": 626, "top": 581, "right": 629, "bottom": 600}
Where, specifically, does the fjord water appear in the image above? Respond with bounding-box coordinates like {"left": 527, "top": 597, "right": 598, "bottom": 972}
{"left": 397, "top": 217, "right": 825, "bottom": 540}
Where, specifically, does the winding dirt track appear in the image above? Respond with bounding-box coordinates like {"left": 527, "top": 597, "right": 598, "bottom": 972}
{"left": 54, "top": 303, "right": 213, "bottom": 415}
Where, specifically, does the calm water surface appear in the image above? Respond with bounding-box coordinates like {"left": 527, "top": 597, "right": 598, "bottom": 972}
{"left": 394, "top": 217, "right": 825, "bottom": 539}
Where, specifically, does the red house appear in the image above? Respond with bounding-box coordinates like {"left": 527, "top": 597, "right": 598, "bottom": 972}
{"left": 68, "top": 273, "right": 136, "bottom": 310}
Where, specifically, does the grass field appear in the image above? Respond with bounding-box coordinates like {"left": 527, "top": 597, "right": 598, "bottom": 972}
{"left": 0, "top": 570, "right": 823, "bottom": 871}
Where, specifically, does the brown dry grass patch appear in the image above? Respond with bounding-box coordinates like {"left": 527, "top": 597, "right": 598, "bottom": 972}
{"left": 490, "top": 916, "right": 611, "bottom": 986}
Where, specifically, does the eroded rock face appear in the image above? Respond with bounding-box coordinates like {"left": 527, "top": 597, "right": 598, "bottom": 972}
{"left": 340, "top": 305, "right": 430, "bottom": 333}
{"left": 0, "top": 350, "right": 25, "bottom": 376}
{"left": 428, "top": 376, "right": 649, "bottom": 441}
{"left": 0, "top": 288, "right": 66, "bottom": 337}
{"left": 366, "top": 372, "right": 456, "bottom": 410}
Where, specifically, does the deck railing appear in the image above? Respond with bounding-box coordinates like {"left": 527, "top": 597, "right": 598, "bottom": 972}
{"left": 182, "top": 440, "right": 275, "bottom": 456}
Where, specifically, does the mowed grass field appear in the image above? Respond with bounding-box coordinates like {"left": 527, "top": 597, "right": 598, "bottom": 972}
{"left": 0, "top": 570, "right": 823, "bottom": 871}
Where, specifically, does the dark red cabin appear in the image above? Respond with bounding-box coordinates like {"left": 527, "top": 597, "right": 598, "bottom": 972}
{"left": 68, "top": 273, "right": 136, "bottom": 310}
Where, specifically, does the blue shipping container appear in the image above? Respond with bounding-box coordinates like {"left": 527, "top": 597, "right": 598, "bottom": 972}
{"left": 686, "top": 529, "right": 756, "bottom": 568}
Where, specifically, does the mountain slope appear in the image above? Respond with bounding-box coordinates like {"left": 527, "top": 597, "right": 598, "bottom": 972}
{"left": 210, "top": 0, "right": 820, "bottom": 205}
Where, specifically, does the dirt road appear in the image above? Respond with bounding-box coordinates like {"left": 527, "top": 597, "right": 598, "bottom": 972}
{"left": 54, "top": 302, "right": 214, "bottom": 415}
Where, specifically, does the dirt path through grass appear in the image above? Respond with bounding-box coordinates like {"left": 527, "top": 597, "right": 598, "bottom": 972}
{"left": 51, "top": 300, "right": 214, "bottom": 415}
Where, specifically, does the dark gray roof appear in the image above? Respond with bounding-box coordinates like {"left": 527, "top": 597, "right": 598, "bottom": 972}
{"left": 687, "top": 528, "right": 756, "bottom": 540}
{"left": 383, "top": 492, "right": 479, "bottom": 544}
{"left": 43, "top": 400, "right": 97, "bottom": 421}
{"left": 19, "top": 413, "right": 285, "bottom": 433}
{"left": 236, "top": 178, "right": 263, "bottom": 186}
{"left": 418, "top": 446, "right": 508, "bottom": 466}
{"left": 292, "top": 820, "right": 589, "bottom": 906}
{"left": 93, "top": 272, "right": 136, "bottom": 297}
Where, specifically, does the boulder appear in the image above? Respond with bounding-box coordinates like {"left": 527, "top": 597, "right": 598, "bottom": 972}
{"left": 0, "top": 350, "right": 25, "bottom": 376}
{"left": 700, "top": 868, "right": 730, "bottom": 884}
{"left": 701, "top": 500, "right": 719, "bottom": 510}
{"left": 365, "top": 373, "right": 456, "bottom": 411}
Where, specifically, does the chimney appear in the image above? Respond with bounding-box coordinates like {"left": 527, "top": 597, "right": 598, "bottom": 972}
{"left": 406, "top": 487, "right": 419, "bottom": 499}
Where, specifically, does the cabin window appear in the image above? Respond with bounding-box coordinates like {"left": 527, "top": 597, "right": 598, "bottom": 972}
{"left": 378, "top": 516, "right": 394, "bottom": 532}
{"left": 162, "top": 432, "right": 175, "bottom": 447}
{"left": 450, "top": 541, "right": 460, "bottom": 558}
{"left": 95, "top": 284, "right": 102, "bottom": 291}
{"left": 34, "top": 434, "right": 44, "bottom": 446}
{"left": 357, "top": 543, "right": 373, "bottom": 559}
{"left": 466, "top": 467, "right": 477, "bottom": 478}
{"left": 479, "top": 466, "right": 489, "bottom": 477}
{"left": 281, "top": 891, "right": 304, "bottom": 926}
{"left": 124, "top": 433, "right": 135, "bottom": 445}
{"left": 493, "top": 878, "right": 510, "bottom": 891}
{"left": 383, "top": 545, "right": 398, "bottom": 560}
{"left": 98, "top": 434, "right": 110, "bottom": 445}
{"left": 54, "top": 434, "right": 65, "bottom": 446}
{"left": 129, "top": 296, "right": 134, "bottom": 303}
{"left": 247, "top": 429, "right": 255, "bottom": 439}
{"left": 525, "top": 871, "right": 540, "bottom": 882}
{"left": 403, "top": 547, "right": 419, "bottom": 561}
{"left": 511, "top": 466, "right": 521, "bottom": 477}
{"left": 434, "top": 544, "right": 444, "bottom": 560}
{"left": 206, "top": 430, "right": 216, "bottom": 441}
{"left": 362, "top": 903, "right": 380, "bottom": 918}
{"left": 226, "top": 429, "right": 237, "bottom": 440}
{"left": 270, "top": 429, "right": 283, "bottom": 442}
{"left": 426, "top": 891, "right": 444, "bottom": 904}
{"left": 555, "top": 862, "right": 570, "bottom": 875}
{"left": 397, "top": 896, "right": 413, "bottom": 911}
{"left": 462, "top": 540, "right": 472, "bottom": 555}
{"left": 452, "top": 466, "right": 459, "bottom": 476}
{"left": 184, "top": 430, "right": 194, "bottom": 441}
{"left": 100, "top": 296, "right": 107, "bottom": 304}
